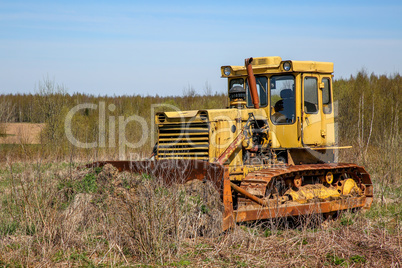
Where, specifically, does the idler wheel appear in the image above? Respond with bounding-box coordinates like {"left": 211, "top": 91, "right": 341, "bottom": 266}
{"left": 325, "top": 172, "right": 334, "bottom": 184}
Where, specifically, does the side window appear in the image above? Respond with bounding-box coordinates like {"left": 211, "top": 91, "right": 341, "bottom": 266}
{"left": 322, "top": 78, "right": 332, "bottom": 114}
{"left": 246, "top": 76, "right": 268, "bottom": 107}
{"left": 304, "top": 77, "right": 318, "bottom": 114}
{"left": 257, "top": 76, "right": 268, "bottom": 107}
{"left": 270, "top": 75, "right": 295, "bottom": 124}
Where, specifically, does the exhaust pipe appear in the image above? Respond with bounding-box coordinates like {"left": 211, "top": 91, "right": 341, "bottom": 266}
{"left": 245, "top": 57, "right": 259, "bottom": 109}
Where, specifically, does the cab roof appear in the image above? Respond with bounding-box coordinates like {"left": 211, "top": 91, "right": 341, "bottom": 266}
{"left": 221, "top": 56, "right": 334, "bottom": 77}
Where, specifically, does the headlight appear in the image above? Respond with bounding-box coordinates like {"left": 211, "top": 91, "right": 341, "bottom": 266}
{"left": 224, "top": 67, "right": 231, "bottom": 76}
{"left": 283, "top": 62, "right": 291, "bottom": 71}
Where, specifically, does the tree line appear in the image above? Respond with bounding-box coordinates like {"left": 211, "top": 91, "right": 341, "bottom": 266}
{"left": 0, "top": 81, "right": 227, "bottom": 159}
{"left": 0, "top": 71, "right": 400, "bottom": 167}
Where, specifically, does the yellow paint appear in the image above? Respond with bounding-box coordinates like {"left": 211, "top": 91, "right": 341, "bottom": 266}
{"left": 325, "top": 172, "right": 334, "bottom": 184}
{"left": 342, "top": 179, "right": 362, "bottom": 195}
{"left": 285, "top": 184, "right": 341, "bottom": 204}
{"left": 156, "top": 57, "right": 338, "bottom": 171}
{"left": 221, "top": 57, "right": 333, "bottom": 78}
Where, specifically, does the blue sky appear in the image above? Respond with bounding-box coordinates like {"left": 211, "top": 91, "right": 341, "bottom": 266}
{"left": 0, "top": 0, "right": 401, "bottom": 96}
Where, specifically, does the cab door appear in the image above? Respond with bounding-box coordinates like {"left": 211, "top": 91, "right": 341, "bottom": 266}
{"left": 320, "top": 76, "right": 335, "bottom": 146}
{"left": 302, "top": 74, "right": 322, "bottom": 146}
{"left": 268, "top": 74, "right": 300, "bottom": 148}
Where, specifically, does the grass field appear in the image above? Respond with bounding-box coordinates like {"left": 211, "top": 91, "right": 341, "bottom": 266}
{"left": 0, "top": 160, "right": 400, "bottom": 267}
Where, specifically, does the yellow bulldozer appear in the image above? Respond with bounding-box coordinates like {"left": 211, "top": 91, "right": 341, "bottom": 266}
{"left": 89, "top": 57, "right": 373, "bottom": 231}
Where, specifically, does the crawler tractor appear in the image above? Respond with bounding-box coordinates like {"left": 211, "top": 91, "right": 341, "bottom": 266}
{"left": 90, "top": 57, "right": 373, "bottom": 231}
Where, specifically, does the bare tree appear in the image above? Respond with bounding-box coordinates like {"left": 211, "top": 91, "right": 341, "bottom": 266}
{"left": 0, "top": 97, "right": 16, "bottom": 135}
{"left": 182, "top": 84, "right": 197, "bottom": 97}
{"left": 203, "top": 81, "right": 212, "bottom": 96}
{"left": 34, "top": 76, "right": 67, "bottom": 145}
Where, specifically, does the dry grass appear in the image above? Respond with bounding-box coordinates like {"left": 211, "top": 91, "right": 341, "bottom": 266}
{"left": 0, "top": 160, "right": 400, "bottom": 267}
{"left": 0, "top": 162, "right": 223, "bottom": 266}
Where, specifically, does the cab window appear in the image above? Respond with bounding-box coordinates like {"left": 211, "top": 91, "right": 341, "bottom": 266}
{"left": 270, "top": 75, "right": 295, "bottom": 124}
{"left": 304, "top": 77, "right": 318, "bottom": 114}
{"left": 322, "top": 78, "right": 332, "bottom": 114}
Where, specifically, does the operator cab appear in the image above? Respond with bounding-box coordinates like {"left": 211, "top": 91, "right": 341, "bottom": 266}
{"left": 221, "top": 57, "right": 335, "bottom": 150}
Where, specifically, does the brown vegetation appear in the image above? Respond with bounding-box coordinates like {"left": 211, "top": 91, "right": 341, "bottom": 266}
{"left": 0, "top": 162, "right": 400, "bottom": 266}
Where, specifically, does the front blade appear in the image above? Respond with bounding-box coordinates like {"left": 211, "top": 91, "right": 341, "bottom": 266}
{"left": 86, "top": 159, "right": 225, "bottom": 190}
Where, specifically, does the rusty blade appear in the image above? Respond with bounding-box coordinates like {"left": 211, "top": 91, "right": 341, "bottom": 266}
{"left": 234, "top": 197, "right": 367, "bottom": 222}
{"left": 86, "top": 159, "right": 225, "bottom": 190}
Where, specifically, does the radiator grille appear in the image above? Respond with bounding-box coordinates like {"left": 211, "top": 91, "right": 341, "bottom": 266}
{"left": 157, "top": 122, "right": 209, "bottom": 160}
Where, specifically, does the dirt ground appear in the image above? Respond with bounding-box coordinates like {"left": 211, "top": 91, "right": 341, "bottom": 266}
{"left": 0, "top": 123, "right": 45, "bottom": 144}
